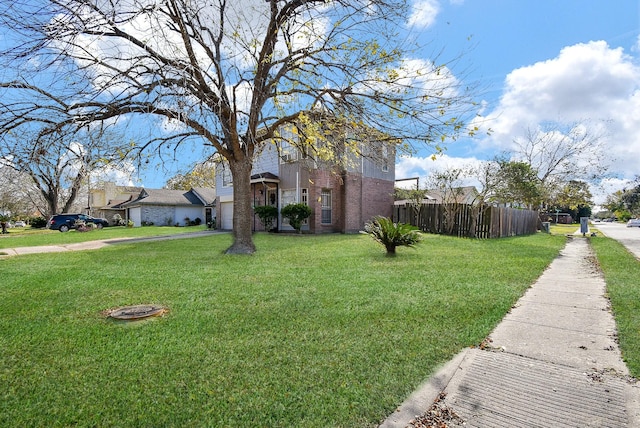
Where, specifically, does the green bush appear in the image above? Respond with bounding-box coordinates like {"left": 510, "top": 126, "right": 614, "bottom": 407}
{"left": 112, "top": 214, "right": 126, "bottom": 226}
{"left": 364, "top": 216, "right": 421, "bottom": 256}
{"left": 281, "top": 203, "right": 311, "bottom": 233}
{"left": 254, "top": 205, "right": 278, "bottom": 231}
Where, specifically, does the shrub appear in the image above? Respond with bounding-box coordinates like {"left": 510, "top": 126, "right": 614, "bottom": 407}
{"left": 75, "top": 221, "right": 96, "bottom": 232}
{"left": 364, "top": 216, "right": 421, "bottom": 256}
{"left": 29, "top": 216, "right": 48, "bottom": 228}
{"left": 112, "top": 214, "right": 126, "bottom": 226}
{"left": 281, "top": 203, "right": 311, "bottom": 233}
{"left": 254, "top": 205, "right": 278, "bottom": 231}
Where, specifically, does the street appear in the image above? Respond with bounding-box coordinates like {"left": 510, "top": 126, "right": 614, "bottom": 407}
{"left": 593, "top": 221, "right": 640, "bottom": 259}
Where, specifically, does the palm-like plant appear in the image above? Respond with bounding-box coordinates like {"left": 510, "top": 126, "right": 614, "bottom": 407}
{"left": 364, "top": 216, "right": 422, "bottom": 256}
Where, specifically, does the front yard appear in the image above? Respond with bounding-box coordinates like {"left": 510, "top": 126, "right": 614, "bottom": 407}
{"left": 0, "top": 231, "right": 637, "bottom": 426}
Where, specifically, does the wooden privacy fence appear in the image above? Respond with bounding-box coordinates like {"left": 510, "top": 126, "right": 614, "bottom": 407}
{"left": 393, "top": 203, "right": 539, "bottom": 239}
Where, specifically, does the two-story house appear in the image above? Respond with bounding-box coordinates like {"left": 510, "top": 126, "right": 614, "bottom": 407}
{"left": 215, "top": 120, "right": 395, "bottom": 233}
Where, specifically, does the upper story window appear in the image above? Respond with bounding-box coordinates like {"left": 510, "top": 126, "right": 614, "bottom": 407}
{"left": 222, "top": 167, "right": 232, "bottom": 187}
{"left": 279, "top": 126, "right": 300, "bottom": 163}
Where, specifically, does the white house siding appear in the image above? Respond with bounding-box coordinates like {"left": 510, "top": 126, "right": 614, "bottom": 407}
{"left": 129, "top": 207, "right": 142, "bottom": 227}
{"left": 220, "top": 202, "right": 233, "bottom": 230}
{"left": 175, "top": 206, "right": 205, "bottom": 226}
{"left": 253, "top": 143, "right": 279, "bottom": 175}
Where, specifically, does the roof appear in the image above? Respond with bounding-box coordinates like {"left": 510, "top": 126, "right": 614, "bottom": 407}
{"left": 122, "top": 188, "right": 213, "bottom": 207}
{"left": 191, "top": 187, "right": 217, "bottom": 205}
{"left": 425, "top": 186, "right": 479, "bottom": 204}
{"left": 251, "top": 172, "right": 279, "bottom": 183}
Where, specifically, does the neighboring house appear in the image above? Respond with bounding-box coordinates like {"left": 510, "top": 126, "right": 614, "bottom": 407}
{"left": 120, "top": 187, "right": 216, "bottom": 227}
{"left": 215, "top": 121, "right": 395, "bottom": 233}
{"left": 394, "top": 186, "right": 480, "bottom": 206}
{"left": 424, "top": 186, "right": 480, "bottom": 205}
{"left": 90, "top": 182, "right": 143, "bottom": 223}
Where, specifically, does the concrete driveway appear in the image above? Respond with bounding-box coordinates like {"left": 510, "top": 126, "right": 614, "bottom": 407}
{"left": 594, "top": 221, "right": 640, "bottom": 259}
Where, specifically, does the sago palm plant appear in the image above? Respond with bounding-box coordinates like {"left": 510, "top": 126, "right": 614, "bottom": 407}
{"left": 364, "top": 216, "right": 422, "bottom": 256}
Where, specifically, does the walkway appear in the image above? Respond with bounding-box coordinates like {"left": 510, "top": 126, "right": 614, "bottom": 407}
{"left": 0, "top": 230, "right": 218, "bottom": 257}
{"left": 381, "top": 237, "right": 640, "bottom": 427}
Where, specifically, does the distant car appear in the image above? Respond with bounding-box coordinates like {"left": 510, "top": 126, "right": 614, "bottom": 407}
{"left": 627, "top": 219, "right": 640, "bottom": 228}
{"left": 47, "top": 214, "right": 109, "bottom": 232}
{"left": 13, "top": 220, "right": 26, "bottom": 227}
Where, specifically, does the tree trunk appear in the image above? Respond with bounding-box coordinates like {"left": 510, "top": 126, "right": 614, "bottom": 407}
{"left": 225, "top": 158, "right": 256, "bottom": 254}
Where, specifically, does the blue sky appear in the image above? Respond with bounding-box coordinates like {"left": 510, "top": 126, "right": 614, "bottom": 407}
{"left": 128, "top": 1, "right": 640, "bottom": 203}
{"left": 390, "top": 0, "right": 640, "bottom": 203}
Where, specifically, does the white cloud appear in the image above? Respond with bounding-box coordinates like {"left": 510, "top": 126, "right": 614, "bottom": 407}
{"left": 408, "top": 0, "right": 440, "bottom": 29}
{"left": 472, "top": 41, "right": 640, "bottom": 181}
{"left": 396, "top": 153, "right": 484, "bottom": 189}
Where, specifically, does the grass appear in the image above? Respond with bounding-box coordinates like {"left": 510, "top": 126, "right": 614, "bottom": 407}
{"left": 0, "top": 232, "right": 566, "bottom": 427}
{"left": 0, "top": 225, "right": 208, "bottom": 249}
{"left": 590, "top": 236, "right": 640, "bottom": 377}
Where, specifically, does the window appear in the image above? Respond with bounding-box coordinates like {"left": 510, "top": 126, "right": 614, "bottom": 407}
{"left": 381, "top": 144, "right": 389, "bottom": 172}
{"left": 279, "top": 127, "right": 299, "bottom": 163}
{"left": 281, "top": 189, "right": 297, "bottom": 207}
{"left": 301, "top": 188, "right": 308, "bottom": 225}
{"left": 222, "top": 167, "right": 232, "bottom": 187}
{"left": 321, "top": 189, "right": 331, "bottom": 224}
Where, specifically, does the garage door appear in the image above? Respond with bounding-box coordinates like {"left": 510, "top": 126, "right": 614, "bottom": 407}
{"left": 221, "top": 202, "right": 233, "bottom": 230}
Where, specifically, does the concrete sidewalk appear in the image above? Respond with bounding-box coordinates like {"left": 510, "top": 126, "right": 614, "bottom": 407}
{"left": 0, "top": 230, "right": 218, "bottom": 257}
{"left": 381, "top": 237, "right": 640, "bottom": 427}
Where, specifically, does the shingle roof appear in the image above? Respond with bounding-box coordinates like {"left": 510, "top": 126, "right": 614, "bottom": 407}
{"left": 191, "top": 187, "right": 217, "bottom": 205}
{"left": 122, "top": 188, "right": 206, "bottom": 207}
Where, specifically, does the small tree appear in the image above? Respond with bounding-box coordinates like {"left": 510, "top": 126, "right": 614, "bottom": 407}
{"left": 364, "top": 216, "right": 421, "bottom": 256}
{"left": 254, "top": 205, "right": 278, "bottom": 232}
{"left": 281, "top": 203, "right": 311, "bottom": 233}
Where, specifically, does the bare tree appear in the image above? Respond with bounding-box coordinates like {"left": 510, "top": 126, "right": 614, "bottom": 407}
{"left": 0, "top": 0, "right": 477, "bottom": 253}
{"left": 427, "top": 168, "right": 468, "bottom": 235}
{"left": 0, "top": 165, "right": 38, "bottom": 217}
{"left": 0, "top": 126, "right": 129, "bottom": 218}
{"left": 512, "top": 122, "right": 609, "bottom": 202}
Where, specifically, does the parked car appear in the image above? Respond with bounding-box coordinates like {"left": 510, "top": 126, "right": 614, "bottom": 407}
{"left": 47, "top": 214, "right": 109, "bottom": 232}
{"left": 627, "top": 219, "right": 640, "bottom": 228}
{"left": 13, "top": 220, "right": 26, "bottom": 227}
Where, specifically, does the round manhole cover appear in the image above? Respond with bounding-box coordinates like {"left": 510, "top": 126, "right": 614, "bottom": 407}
{"left": 107, "top": 304, "right": 168, "bottom": 320}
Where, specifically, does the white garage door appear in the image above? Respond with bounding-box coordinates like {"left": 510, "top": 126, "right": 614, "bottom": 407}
{"left": 221, "top": 202, "right": 233, "bottom": 230}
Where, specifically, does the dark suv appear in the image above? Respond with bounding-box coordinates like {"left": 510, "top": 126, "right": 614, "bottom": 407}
{"left": 47, "top": 214, "right": 109, "bottom": 232}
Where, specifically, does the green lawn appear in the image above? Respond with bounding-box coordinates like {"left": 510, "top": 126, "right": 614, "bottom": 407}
{"left": 591, "top": 236, "right": 640, "bottom": 376}
{"left": 0, "top": 225, "right": 209, "bottom": 250}
{"left": 0, "top": 232, "right": 567, "bottom": 427}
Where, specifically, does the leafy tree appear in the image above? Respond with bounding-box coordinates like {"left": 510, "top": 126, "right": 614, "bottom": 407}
{"left": 603, "top": 190, "right": 625, "bottom": 214}
{"left": 165, "top": 161, "right": 216, "bottom": 190}
{"left": 552, "top": 180, "right": 593, "bottom": 211}
{"left": 620, "top": 182, "right": 640, "bottom": 216}
{"left": 0, "top": 0, "right": 477, "bottom": 254}
{"left": 281, "top": 203, "right": 311, "bottom": 233}
{"left": 364, "top": 216, "right": 421, "bottom": 256}
{"left": 491, "top": 159, "right": 541, "bottom": 209}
